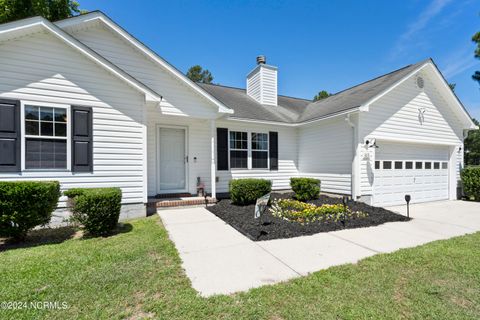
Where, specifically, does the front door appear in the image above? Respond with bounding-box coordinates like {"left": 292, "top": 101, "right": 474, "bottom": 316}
{"left": 158, "top": 126, "right": 187, "bottom": 193}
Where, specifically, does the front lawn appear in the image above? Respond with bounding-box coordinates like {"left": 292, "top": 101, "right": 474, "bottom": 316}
{"left": 1, "top": 216, "right": 479, "bottom": 320}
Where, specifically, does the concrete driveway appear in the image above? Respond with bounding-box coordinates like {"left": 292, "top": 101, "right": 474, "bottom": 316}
{"left": 158, "top": 200, "right": 480, "bottom": 297}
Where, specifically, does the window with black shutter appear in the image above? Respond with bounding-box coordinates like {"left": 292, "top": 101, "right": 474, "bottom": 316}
{"left": 0, "top": 99, "right": 20, "bottom": 172}
{"left": 216, "top": 128, "right": 228, "bottom": 170}
{"left": 24, "top": 105, "right": 67, "bottom": 169}
{"left": 71, "top": 106, "right": 93, "bottom": 172}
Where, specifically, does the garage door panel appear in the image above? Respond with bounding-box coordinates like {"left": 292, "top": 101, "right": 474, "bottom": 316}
{"left": 373, "top": 142, "right": 449, "bottom": 206}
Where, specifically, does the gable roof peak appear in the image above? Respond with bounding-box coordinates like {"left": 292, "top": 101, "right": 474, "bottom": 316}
{"left": 55, "top": 11, "right": 233, "bottom": 114}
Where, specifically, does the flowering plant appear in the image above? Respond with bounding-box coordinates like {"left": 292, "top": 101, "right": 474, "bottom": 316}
{"left": 269, "top": 198, "right": 367, "bottom": 224}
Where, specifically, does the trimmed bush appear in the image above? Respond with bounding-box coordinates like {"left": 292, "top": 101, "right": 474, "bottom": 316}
{"left": 290, "top": 177, "right": 321, "bottom": 201}
{"left": 65, "top": 187, "right": 122, "bottom": 236}
{"left": 229, "top": 179, "right": 272, "bottom": 205}
{"left": 0, "top": 181, "right": 60, "bottom": 240}
{"left": 461, "top": 167, "right": 480, "bottom": 201}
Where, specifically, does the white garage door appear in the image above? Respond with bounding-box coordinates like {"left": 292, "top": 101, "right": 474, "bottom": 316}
{"left": 373, "top": 142, "right": 449, "bottom": 206}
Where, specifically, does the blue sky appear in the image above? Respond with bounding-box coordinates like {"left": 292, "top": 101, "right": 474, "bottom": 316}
{"left": 80, "top": 0, "right": 480, "bottom": 120}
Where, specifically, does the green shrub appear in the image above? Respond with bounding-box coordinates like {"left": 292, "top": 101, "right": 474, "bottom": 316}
{"left": 66, "top": 188, "right": 122, "bottom": 236}
{"left": 290, "top": 177, "right": 321, "bottom": 201}
{"left": 229, "top": 179, "right": 272, "bottom": 205}
{"left": 0, "top": 181, "right": 60, "bottom": 240}
{"left": 461, "top": 167, "right": 480, "bottom": 201}
{"left": 63, "top": 188, "right": 87, "bottom": 198}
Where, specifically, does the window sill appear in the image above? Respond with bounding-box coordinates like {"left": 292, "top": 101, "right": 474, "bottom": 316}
{"left": 23, "top": 169, "right": 70, "bottom": 172}
{"left": 229, "top": 169, "right": 271, "bottom": 173}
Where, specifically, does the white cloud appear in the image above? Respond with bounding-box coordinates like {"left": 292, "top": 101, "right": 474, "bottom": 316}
{"left": 442, "top": 44, "right": 480, "bottom": 79}
{"left": 390, "top": 0, "right": 453, "bottom": 59}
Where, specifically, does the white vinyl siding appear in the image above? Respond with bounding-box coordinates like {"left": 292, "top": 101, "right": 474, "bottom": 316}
{"left": 216, "top": 121, "right": 298, "bottom": 192}
{"left": 66, "top": 23, "right": 219, "bottom": 118}
{"left": 146, "top": 116, "right": 299, "bottom": 196}
{"left": 358, "top": 70, "right": 464, "bottom": 197}
{"left": 246, "top": 64, "right": 277, "bottom": 106}
{"left": 0, "top": 31, "right": 146, "bottom": 206}
{"left": 297, "top": 117, "right": 353, "bottom": 194}
{"left": 358, "top": 72, "right": 463, "bottom": 145}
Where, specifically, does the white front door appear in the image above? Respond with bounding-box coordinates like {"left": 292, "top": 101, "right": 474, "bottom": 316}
{"left": 373, "top": 142, "right": 449, "bottom": 206}
{"left": 158, "top": 126, "right": 187, "bottom": 193}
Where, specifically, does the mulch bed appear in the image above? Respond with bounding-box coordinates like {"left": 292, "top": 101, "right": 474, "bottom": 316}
{"left": 207, "top": 192, "right": 410, "bottom": 241}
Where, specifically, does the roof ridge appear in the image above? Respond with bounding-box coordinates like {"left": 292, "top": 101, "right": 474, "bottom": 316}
{"left": 199, "top": 82, "right": 311, "bottom": 102}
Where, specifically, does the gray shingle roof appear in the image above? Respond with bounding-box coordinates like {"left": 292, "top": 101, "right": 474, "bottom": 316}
{"left": 198, "top": 84, "right": 310, "bottom": 122}
{"left": 199, "top": 59, "right": 430, "bottom": 124}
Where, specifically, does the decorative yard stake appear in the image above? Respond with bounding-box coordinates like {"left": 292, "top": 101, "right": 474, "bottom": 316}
{"left": 342, "top": 195, "right": 349, "bottom": 227}
{"left": 405, "top": 194, "right": 411, "bottom": 218}
{"left": 255, "top": 193, "right": 271, "bottom": 219}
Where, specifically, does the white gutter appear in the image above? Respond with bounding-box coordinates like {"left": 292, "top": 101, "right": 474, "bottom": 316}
{"left": 226, "top": 107, "right": 362, "bottom": 127}
{"left": 345, "top": 113, "right": 359, "bottom": 199}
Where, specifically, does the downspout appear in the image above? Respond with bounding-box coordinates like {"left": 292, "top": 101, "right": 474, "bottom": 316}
{"left": 345, "top": 114, "right": 358, "bottom": 199}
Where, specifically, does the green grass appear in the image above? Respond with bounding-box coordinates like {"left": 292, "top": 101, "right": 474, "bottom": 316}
{"left": 1, "top": 216, "right": 479, "bottom": 320}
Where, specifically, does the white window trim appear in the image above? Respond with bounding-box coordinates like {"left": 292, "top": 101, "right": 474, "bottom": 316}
{"left": 20, "top": 101, "right": 71, "bottom": 172}
{"left": 228, "top": 130, "right": 248, "bottom": 169}
{"left": 376, "top": 160, "right": 448, "bottom": 171}
{"left": 251, "top": 132, "right": 269, "bottom": 170}
{"left": 228, "top": 130, "right": 269, "bottom": 170}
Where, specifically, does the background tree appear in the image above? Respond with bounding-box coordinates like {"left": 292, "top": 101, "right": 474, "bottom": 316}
{"left": 186, "top": 65, "right": 213, "bottom": 84}
{"left": 464, "top": 118, "right": 480, "bottom": 166}
{"left": 473, "top": 28, "right": 480, "bottom": 84}
{"left": 313, "top": 90, "right": 331, "bottom": 101}
{"left": 467, "top": 23, "right": 480, "bottom": 166}
{"left": 0, "top": 0, "right": 83, "bottom": 23}
{"left": 448, "top": 83, "right": 456, "bottom": 91}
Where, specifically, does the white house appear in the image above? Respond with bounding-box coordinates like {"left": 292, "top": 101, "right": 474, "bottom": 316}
{"left": 0, "top": 12, "right": 476, "bottom": 218}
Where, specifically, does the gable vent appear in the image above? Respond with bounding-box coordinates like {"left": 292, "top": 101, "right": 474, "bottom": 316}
{"left": 416, "top": 76, "right": 424, "bottom": 89}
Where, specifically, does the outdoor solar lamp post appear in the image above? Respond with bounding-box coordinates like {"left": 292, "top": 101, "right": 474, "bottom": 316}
{"left": 405, "top": 194, "right": 411, "bottom": 218}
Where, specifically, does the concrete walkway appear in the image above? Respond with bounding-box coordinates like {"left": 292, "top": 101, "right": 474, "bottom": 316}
{"left": 158, "top": 200, "right": 480, "bottom": 297}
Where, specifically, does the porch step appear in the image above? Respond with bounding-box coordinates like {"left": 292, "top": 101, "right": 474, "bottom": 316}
{"left": 148, "top": 196, "right": 216, "bottom": 209}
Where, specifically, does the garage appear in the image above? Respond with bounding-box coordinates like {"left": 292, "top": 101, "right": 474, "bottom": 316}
{"left": 373, "top": 142, "right": 450, "bottom": 206}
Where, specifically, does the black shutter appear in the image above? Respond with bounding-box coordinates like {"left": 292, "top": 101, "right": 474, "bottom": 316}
{"left": 217, "top": 128, "right": 228, "bottom": 170}
{"left": 0, "top": 99, "right": 20, "bottom": 172}
{"left": 71, "top": 106, "right": 93, "bottom": 172}
{"left": 269, "top": 131, "right": 278, "bottom": 171}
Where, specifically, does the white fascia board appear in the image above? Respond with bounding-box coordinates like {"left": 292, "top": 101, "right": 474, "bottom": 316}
{"left": 360, "top": 60, "right": 477, "bottom": 130}
{"left": 427, "top": 63, "right": 478, "bottom": 130}
{"left": 0, "top": 16, "right": 161, "bottom": 103}
{"left": 56, "top": 12, "right": 233, "bottom": 115}
{"left": 360, "top": 63, "right": 429, "bottom": 111}
{"left": 0, "top": 16, "right": 43, "bottom": 34}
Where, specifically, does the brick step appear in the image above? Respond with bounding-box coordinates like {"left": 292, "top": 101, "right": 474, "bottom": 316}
{"left": 148, "top": 196, "right": 216, "bottom": 209}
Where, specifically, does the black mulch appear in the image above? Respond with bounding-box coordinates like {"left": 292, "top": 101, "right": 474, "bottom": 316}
{"left": 207, "top": 192, "right": 411, "bottom": 241}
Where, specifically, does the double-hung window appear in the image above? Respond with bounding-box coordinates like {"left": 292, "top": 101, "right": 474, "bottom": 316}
{"left": 24, "top": 105, "right": 68, "bottom": 169}
{"left": 229, "top": 131, "right": 248, "bottom": 169}
{"left": 229, "top": 131, "right": 269, "bottom": 169}
{"left": 251, "top": 132, "right": 268, "bottom": 169}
